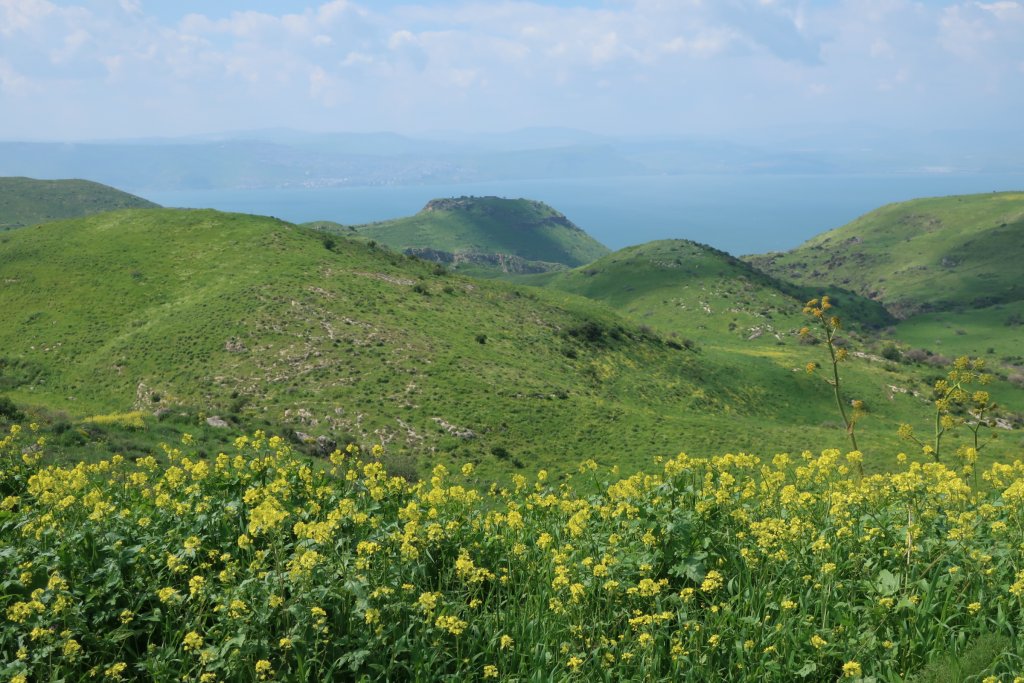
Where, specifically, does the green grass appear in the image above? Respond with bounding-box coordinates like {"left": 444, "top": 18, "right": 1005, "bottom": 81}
{"left": 0, "top": 176, "right": 158, "bottom": 230}
{"left": 514, "top": 239, "right": 1023, "bottom": 471}
{"left": 1, "top": 204, "right": 1020, "bottom": 479}
{"left": 344, "top": 196, "right": 610, "bottom": 275}
{"left": 2, "top": 208, "right": 816, "bottom": 479}
{"left": 746, "top": 192, "right": 1024, "bottom": 318}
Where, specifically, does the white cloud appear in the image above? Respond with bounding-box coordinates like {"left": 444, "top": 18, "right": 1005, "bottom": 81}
{"left": 0, "top": 58, "right": 33, "bottom": 94}
{"left": 0, "top": 0, "right": 1021, "bottom": 138}
{"left": 0, "top": 0, "right": 55, "bottom": 36}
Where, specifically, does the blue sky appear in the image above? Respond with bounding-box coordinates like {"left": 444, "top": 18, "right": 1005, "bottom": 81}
{"left": 2, "top": 0, "right": 1022, "bottom": 140}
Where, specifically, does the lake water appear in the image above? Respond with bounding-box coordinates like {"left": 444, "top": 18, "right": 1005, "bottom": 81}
{"left": 142, "top": 173, "right": 1024, "bottom": 256}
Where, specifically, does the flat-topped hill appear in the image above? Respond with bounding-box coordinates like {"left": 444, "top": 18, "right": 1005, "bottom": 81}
{"left": 344, "top": 196, "right": 610, "bottom": 275}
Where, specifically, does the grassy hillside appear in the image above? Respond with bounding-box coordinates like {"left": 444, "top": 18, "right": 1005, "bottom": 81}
{"left": 522, "top": 238, "right": 1022, "bottom": 454}
{"left": 522, "top": 239, "right": 892, "bottom": 338}
{"left": 0, "top": 176, "right": 158, "bottom": 230}
{"left": 1, "top": 208, "right": 1018, "bottom": 476}
{"left": 745, "top": 192, "right": 1024, "bottom": 318}
{"left": 345, "top": 196, "right": 610, "bottom": 275}
{"left": 1, "top": 207, "right": 861, "bottom": 477}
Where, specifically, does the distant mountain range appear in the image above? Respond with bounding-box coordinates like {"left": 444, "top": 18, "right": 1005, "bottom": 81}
{"left": 2, "top": 125, "right": 1021, "bottom": 192}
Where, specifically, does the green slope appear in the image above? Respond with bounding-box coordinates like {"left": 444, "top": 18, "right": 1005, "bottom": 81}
{"left": 746, "top": 192, "right": 1024, "bottom": 318}
{"left": 0, "top": 176, "right": 159, "bottom": 230}
{"left": 2, "top": 208, "right": 837, "bottom": 477}
{"left": 347, "top": 196, "right": 610, "bottom": 275}
{"left": 524, "top": 239, "right": 891, "bottom": 340}
{"left": 2, "top": 209, "right": 1017, "bottom": 476}
{"left": 522, "top": 238, "right": 1022, "bottom": 458}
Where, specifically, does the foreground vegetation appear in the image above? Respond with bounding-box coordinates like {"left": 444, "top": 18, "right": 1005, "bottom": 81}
{"left": 3, "top": 423, "right": 1024, "bottom": 682}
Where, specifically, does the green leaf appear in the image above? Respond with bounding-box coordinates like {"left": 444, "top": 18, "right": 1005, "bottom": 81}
{"left": 795, "top": 662, "right": 817, "bottom": 677}
{"left": 874, "top": 569, "right": 900, "bottom": 596}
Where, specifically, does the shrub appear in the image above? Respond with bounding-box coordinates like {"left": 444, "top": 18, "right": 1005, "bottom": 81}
{"left": 0, "top": 395, "right": 23, "bottom": 422}
{"left": 880, "top": 342, "right": 902, "bottom": 362}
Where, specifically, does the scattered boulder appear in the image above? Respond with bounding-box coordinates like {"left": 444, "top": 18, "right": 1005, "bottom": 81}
{"left": 224, "top": 338, "right": 248, "bottom": 353}
{"left": 293, "top": 430, "right": 338, "bottom": 457}
{"left": 206, "top": 416, "right": 230, "bottom": 428}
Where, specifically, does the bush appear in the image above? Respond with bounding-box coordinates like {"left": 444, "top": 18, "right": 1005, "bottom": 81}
{"left": 880, "top": 342, "right": 902, "bottom": 362}
{"left": 0, "top": 395, "right": 23, "bottom": 422}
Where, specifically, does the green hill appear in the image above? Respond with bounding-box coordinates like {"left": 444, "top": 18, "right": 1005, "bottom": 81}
{"left": 2, "top": 208, "right": 850, "bottom": 477}
{"left": 0, "top": 176, "right": 159, "bottom": 230}
{"left": 345, "top": 196, "right": 610, "bottom": 275}
{"left": 746, "top": 192, "right": 1024, "bottom": 318}
{"left": 520, "top": 238, "right": 1024, "bottom": 450}
{"left": 1, "top": 206, "right": 1017, "bottom": 476}
{"left": 524, "top": 239, "right": 892, "bottom": 341}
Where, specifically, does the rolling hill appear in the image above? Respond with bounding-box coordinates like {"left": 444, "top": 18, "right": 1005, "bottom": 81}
{"left": 339, "top": 196, "right": 610, "bottom": 275}
{"left": 2, "top": 199, "right": 1019, "bottom": 476}
{"left": 745, "top": 192, "right": 1024, "bottom": 318}
{"left": 1, "top": 207, "right": 869, "bottom": 477}
{"left": 0, "top": 176, "right": 159, "bottom": 230}
{"left": 522, "top": 239, "right": 893, "bottom": 342}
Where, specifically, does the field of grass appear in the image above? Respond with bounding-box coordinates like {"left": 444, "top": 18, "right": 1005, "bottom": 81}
{"left": 892, "top": 301, "right": 1024, "bottom": 365}
{"left": 4, "top": 424, "right": 1024, "bottom": 681}
{"left": 2, "top": 187, "right": 1024, "bottom": 681}
{"left": 0, "top": 177, "right": 158, "bottom": 230}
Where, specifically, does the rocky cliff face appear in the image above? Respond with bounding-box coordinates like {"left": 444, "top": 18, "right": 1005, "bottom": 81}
{"left": 403, "top": 247, "right": 563, "bottom": 274}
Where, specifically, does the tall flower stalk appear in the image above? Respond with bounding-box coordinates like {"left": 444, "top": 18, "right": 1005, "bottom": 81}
{"left": 801, "top": 296, "right": 863, "bottom": 465}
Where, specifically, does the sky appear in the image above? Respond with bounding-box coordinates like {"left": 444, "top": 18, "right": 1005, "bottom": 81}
{"left": 1, "top": 0, "right": 1023, "bottom": 140}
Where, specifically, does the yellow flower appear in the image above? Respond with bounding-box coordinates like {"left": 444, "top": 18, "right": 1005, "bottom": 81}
{"left": 483, "top": 665, "right": 498, "bottom": 679}
{"left": 183, "top": 631, "right": 204, "bottom": 652}
{"left": 566, "top": 656, "right": 584, "bottom": 671}
{"left": 103, "top": 662, "right": 128, "bottom": 680}
{"left": 434, "top": 614, "right": 468, "bottom": 636}
{"left": 810, "top": 634, "right": 827, "bottom": 649}
{"left": 967, "top": 602, "right": 981, "bottom": 615}
{"left": 842, "top": 661, "right": 862, "bottom": 678}
{"left": 701, "top": 570, "right": 724, "bottom": 592}
{"left": 255, "top": 659, "right": 274, "bottom": 680}
{"left": 417, "top": 592, "right": 441, "bottom": 613}
{"left": 500, "top": 635, "right": 514, "bottom": 650}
